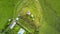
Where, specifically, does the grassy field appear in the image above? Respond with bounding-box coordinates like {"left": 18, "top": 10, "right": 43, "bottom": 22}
{"left": 0, "top": 0, "right": 60, "bottom": 34}
{"left": 16, "top": 0, "right": 42, "bottom": 34}
{"left": 39, "top": 0, "right": 60, "bottom": 34}
{"left": 0, "top": 0, "right": 42, "bottom": 34}
{"left": 0, "top": 0, "right": 14, "bottom": 31}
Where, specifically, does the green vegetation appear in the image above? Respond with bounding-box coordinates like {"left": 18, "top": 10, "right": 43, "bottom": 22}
{"left": 0, "top": 0, "right": 60, "bottom": 34}
{"left": 0, "top": 0, "right": 14, "bottom": 32}
{"left": 39, "top": 0, "right": 60, "bottom": 34}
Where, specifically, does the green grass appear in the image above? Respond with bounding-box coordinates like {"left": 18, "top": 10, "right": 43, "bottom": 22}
{"left": 13, "top": 24, "right": 21, "bottom": 32}
{"left": 39, "top": 0, "right": 60, "bottom": 34}
{"left": 0, "top": 0, "right": 14, "bottom": 31}
{"left": 16, "top": 0, "right": 42, "bottom": 33}
{"left": 0, "top": 0, "right": 60, "bottom": 34}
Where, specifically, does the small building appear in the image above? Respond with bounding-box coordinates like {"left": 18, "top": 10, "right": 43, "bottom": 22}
{"left": 31, "top": 14, "right": 34, "bottom": 18}
{"left": 26, "top": 11, "right": 31, "bottom": 15}
{"left": 18, "top": 28, "right": 25, "bottom": 34}
{"left": 9, "top": 20, "right": 16, "bottom": 29}
{"left": 16, "top": 17, "right": 19, "bottom": 21}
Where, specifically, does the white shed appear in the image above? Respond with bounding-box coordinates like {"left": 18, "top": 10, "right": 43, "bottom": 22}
{"left": 9, "top": 20, "right": 16, "bottom": 29}
{"left": 26, "top": 11, "right": 31, "bottom": 15}
{"left": 16, "top": 17, "right": 19, "bottom": 21}
{"left": 18, "top": 28, "right": 25, "bottom": 34}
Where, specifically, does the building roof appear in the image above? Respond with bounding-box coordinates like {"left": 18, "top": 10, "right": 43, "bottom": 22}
{"left": 9, "top": 20, "right": 16, "bottom": 29}
{"left": 16, "top": 17, "right": 19, "bottom": 21}
{"left": 18, "top": 28, "right": 25, "bottom": 34}
{"left": 26, "top": 11, "right": 31, "bottom": 15}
